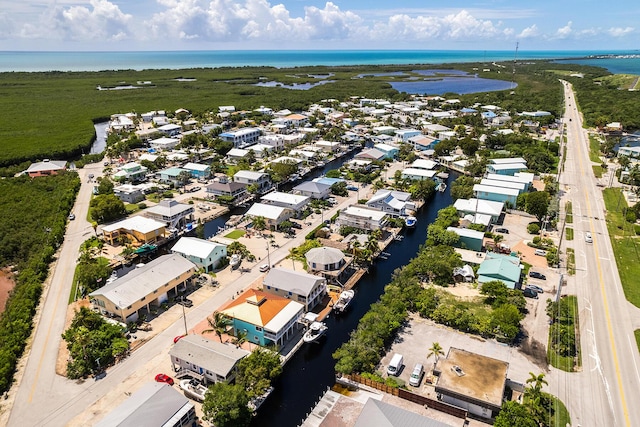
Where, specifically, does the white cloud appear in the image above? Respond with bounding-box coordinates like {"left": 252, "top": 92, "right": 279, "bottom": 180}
{"left": 518, "top": 25, "right": 539, "bottom": 39}
{"left": 554, "top": 21, "right": 573, "bottom": 39}
{"left": 608, "top": 27, "right": 634, "bottom": 37}
{"left": 19, "top": 0, "right": 133, "bottom": 41}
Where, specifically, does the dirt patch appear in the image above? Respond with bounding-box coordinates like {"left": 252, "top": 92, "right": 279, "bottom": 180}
{"left": 441, "top": 282, "right": 481, "bottom": 301}
{"left": 0, "top": 268, "right": 17, "bottom": 314}
{"left": 518, "top": 336, "right": 549, "bottom": 371}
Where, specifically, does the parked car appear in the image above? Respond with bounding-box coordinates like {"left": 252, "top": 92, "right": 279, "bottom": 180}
{"left": 155, "top": 373, "right": 174, "bottom": 386}
{"left": 534, "top": 249, "right": 547, "bottom": 256}
{"left": 68, "top": 213, "right": 75, "bottom": 220}
{"left": 585, "top": 232, "right": 593, "bottom": 243}
{"left": 494, "top": 228, "right": 509, "bottom": 234}
{"left": 522, "top": 288, "right": 538, "bottom": 299}
{"left": 178, "top": 298, "right": 193, "bottom": 308}
{"left": 528, "top": 271, "right": 546, "bottom": 280}
{"left": 290, "top": 222, "right": 302, "bottom": 229}
{"left": 409, "top": 363, "right": 424, "bottom": 387}
{"left": 527, "top": 285, "right": 544, "bottom": 294}
{"left": 259, "top": 264, "right": 270, "bottom": 272}
{"left": 346, "top": 185, "right": 358, "bottom": 191}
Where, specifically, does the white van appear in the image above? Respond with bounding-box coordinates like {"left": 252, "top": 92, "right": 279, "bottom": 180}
{"left": 409, "top": 363, "right": 424, "bottom": 386}
{"left": 585, "top": 232, "right": 593, "bottom": 243}
{"left": 534, "top": 249, "right": 547, "bottom": 256}
{"left": 387, "top": 354, "right": 404, "bottom": 376}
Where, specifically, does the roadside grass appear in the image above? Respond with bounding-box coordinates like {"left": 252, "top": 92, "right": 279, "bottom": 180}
{"left": 635, "top": 330, "right": 640, "bottom": 353}
{"left": 589, "top": 134, "right": 602, "bottom": 163}
{"left": 545, "top": 393, "right": 571, "bottom": 427}
{"left": 565, "top": 201, "right": 573, "bottom": 223}
{"left": 566, "top": 248, "right": 576, "bottom": 275}
{"left": 565, "top": 228, "right": 574, "bottom": 240}
{"left": 224, "top": 230, "right": 246, "bottom": 239}
{"left": 548, "top": 295, "right": 580, "bottom": 372}
{"left": 592, "top": 165, "right": 603, "bottom": 178}
{"left": 603, "top": 188, "right": 640, "bottom": 307}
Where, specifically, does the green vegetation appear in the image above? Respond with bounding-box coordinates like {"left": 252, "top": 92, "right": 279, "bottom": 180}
{"left": 603, "top": 188, "right": 640, "bottom": 307}
{"left": 547, "top": 296, "right": 581, "bottom": 372}
{"left": 589, "top": 134, "right": 602, "bottom": 163}
{"left": 566, "top": 248, "right": 576, "bottom": 275}
{"left": 592, "top": 165, "right": 603, "bottom": 178}
{"left": 635, "top": 330, "right": 640, "bottom": 353}
{"left": 565, "top": 227, "right": 574, "bottom": 240}
{"left": 224, "top": 230, "right": 246, "bottom": 240}
{"left": 62, "top": 307, "right": 129, "bottom": 379}
{"left": 0, "top": 172, "right": 80, "bottom": 393}
{"left": 565, "top": 201, "right": 573, "bottom": 224}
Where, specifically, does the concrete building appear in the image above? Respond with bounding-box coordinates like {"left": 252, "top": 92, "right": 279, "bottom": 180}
{"left": 169, "top": 335, "right": 249, "bottom": 385}
{"left": 89, "top": 254, "right": 196, "bottom": 322}
{"left": 394, "top": 128, "right": 422, "bottom": 142}
{"left": 263, "top": 267, "right": 327, "bottom": 311}
{"left": 94, "top": 382, "right": 196, "bottom": 427}
{"left": 149, "top": 137, "right": 180, "bottom": 151}
{"left": 25, "top": 159, "right": 67, "bottom": 177}
{"left": 171, "top": 237, "right": 227, "bottom": 272}
{"left": 219, "top": 288, "right": 304, "bottom": 347}
{"left": 102, "top": 216, "right": 166, "bottom": 246}
{"left": 410, "top": 159, "right": 438, "bottom": 170}
{"left": 220, "top": 127, "right": 262, "bottom": 148}
{"left": 144, "top": 199, "right": 194, "bottom": 230}
{"left": 233, "top": 170, "right": 272, "bottom": 193}
{"left": 113, "top": 184, "right": 146, "bottom": 204}
{"left": 434, "top": 347, "right": 509, "bottom": 419}
{"left": 336, "top": 205, "right": 388, "bottom": 231}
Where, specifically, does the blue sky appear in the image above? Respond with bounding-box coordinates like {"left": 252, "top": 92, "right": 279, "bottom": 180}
{"left": 1, "top": 0, "right": 638, "bottom": 51}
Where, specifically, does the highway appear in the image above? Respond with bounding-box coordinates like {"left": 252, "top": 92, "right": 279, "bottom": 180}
{"left": 557, "top": 80, "right": 640, "bottom": 426}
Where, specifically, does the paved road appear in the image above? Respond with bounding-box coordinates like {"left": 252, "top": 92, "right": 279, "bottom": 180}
{"left": 3, "top": 171, "right": 364, "bottom": 426}
{"left": 558, "top": 80, "right": 640, "bottom": 426}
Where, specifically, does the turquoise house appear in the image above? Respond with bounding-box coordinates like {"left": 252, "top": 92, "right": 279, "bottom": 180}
{"left": 477, "top": 253, "right": 522, "bottom": 289}
{"left": 473, "top": 184, "right": 519, "bottom": 206}
{"left": 447, "top": 227, "right": 484, "bottom": 252}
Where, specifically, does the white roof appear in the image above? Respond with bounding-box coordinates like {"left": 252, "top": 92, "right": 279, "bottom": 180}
{"left": 26, "top": 160, "right": 67, "bottom": 173}
{"left": 410, "top": 159, "right": 438, "bottom": 170}
{"left": 261, "top": 192, "right": 309, "bottom": 206}
{"left": 89, "top": 254, "right": 196, "bottom": 307}
{"left": 486, "top": 173, "right": 533, "bottom": 185}
{"left": 454, "top": 198, "right": 504, "bottom": 217}
{"left": 227, "top": 148, "right": 249, "bottom": 157}
{"left": 138, "top": 153, "right": 158, "bottom": 162}
{"left": 373, "top": 143, "right": 397, "bottom": 152}
{"left": 447, "top": 226, "right": 485, "bottom": 240}
{"left": 271, "top": 156, "right": 303, "bottom": 165}
{"left": 246, "top": 203, "right": 288, "bottom": 220}
{"left": 265, "top": 300, "right": 305, "bottom": 333}
{"left": 264, "top": 267, "right": 325, "bottom": 296}
{"left": 473, "top": 184, "right": 520, "bottom": 196}
{"left": 490, "top": 157, "right": 526, "bottom": 165}
{"left": 150, "top": 137, "right": 179, "bottom": 146}
{"left": 171, "top": 237, "right": 226, "bottom": 259}
{"left": 316, "top": 140, "right": 340, "bottom": 146}
{"left": 342, "top": 205, "right": 387, "bottom": 221}
{"left": 102, "top": 216, "right": 166, "bottom": 234}
{"left": 488, "top": 163, "right": 527, "bottom": 171}
{"left": 480, "top": 179, "right": 526, "bottom": 191}
{"left": 145, "top": 199, "right": 193, "bottom": 217}
{"left": 182, "top": 162, "right": 209, "bottom": 172}
{"left": 402, "top": 168, "right": 437, "bottom": 178}
{"left": 234, "top": 170, "right": 268, "bottom": 180}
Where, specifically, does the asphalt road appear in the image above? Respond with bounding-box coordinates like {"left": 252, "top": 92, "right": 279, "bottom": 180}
{"left": 3, "top": 169, "right": 364, "bottom": 426}
{"left": 557, "top": 80, "right": 640, "bottom": 426}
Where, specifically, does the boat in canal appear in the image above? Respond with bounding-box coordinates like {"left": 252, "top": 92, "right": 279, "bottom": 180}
{"left": 333, "top": 290, "right": 355, "bottom": 313}
{"left": 405, "top": 216, "right": 417, "bottom": 228}
{"left": 437, "top": 181, "right": 447, "bottom": 192}
{"left": 179, "top": 379, "right": 208, "bottom": 402}
{"left": 303, "top": 321, "right": 328, "bottom": 343}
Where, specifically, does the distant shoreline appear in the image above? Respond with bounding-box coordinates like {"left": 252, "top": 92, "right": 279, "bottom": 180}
{"left": 1, "top": 49, "right": 637, "bottom": 73}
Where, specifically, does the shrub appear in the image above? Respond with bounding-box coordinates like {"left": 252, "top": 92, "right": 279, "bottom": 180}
{"left": 528, "top": 223, "right": 540, "bottom": 234}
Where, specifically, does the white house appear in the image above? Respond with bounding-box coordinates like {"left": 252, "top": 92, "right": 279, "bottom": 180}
{"left": 220, "top": 127, "right": 262, "bottom": 148}
{"left": 453, "top": 198, "right": 504, "bottom": 225}
{"left": 263, "top": 267, "right": 327, "bottom": 311}
{"left": 144, "top": 199, "right": 194, "bottom": 230}
{"left": 293, "top": 181, "right": 332, "bottom": 199}
{"left": 260, "top": 192, "right": 310, "bottom": 213}
{"left": 337, "top": 205, "right": 388, "bottom": 231}
{"left": 366, "top": 189, "right": 415, "bottom": 217}
{"left": 401, "top": 168, "right": 437, "bottom": 181}
{"left": 171, "top": 237, "right": 227, "bottom": 272}
{"left": 245, "top": 203, "right": 291, "bottom": 229}
{"left": 150, "top": 137, "right": 180, "bottom": 151}
{"left": 233, "top": 170, "right": 272, "bottom": 193}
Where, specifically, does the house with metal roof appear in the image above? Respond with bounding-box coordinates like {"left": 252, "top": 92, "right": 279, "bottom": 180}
{"left": 112, "top": 162, "right": 148, "bottom": 183}
{"left": 113, "top": 184, "right": 146, "bottom": 204}
{"left": 89, "top": 254, "right": 197, "bottom": 322}
{"left": 485, "top": 172, "right": 533, "bottom": 190}
{"left": 158, "top": 166, "right": 187, "bottom": 186}
{"left": 219, "top": 127, "right": 262, "bottom": 148}
{"left": 336, "top": 205, "right": 388, "bottom": 231}
{"left": 486, "top": 162, "right": 528, "bottom": 176}
{"left": 263, "top": 267, "right": 327, "bottom": 311}
{"left": 366, "top": 189, "right": 415, "bottom": 217}
{"left": 354, "top": 398, "right": 451, "bottom": 427}
{"left": 245, "top": 203, "right": 291, "bottom": 229}
{"left": 219, "top": 288, "right": 304, "bottom": 347}
{"left": 476, "top": 253, "right": 522, "bottom": 289}
{"left": 169, "top": 335, "right": 249, "bottom": 384}
{"left": 473, "top": 184, "right": 519, "bottom": 205}
{"left": 149, "top": 136, "right": 180, "bottom": 151}
{"left": 479, "top": 178, "right": 527, "bottom": 194}
{"left": 305, "top": 247, "right": 352, "bottom": 284}
{"left": 434, "top": 347, "right": 509, "bottom": 419}
{"left": 233, "top": 170, "right": 272, "bottom": 193}
{"left": 410, "top": 159, "right": 438, "bottom": 170}
{"left": 355, "top": 148, "right": 387, "bottom": 161}
{"left": 401, "top": 167, "right": 438, "bottom": 181}
{"left": 101, "top": 216, "right": 166, "bottom": 246}
{"left": 25, "top": 159, "right": 67, "bottom": 177}
{"left": 453, "top": 198, "right": 504, "bottom": 225}
{"left": 182, "top": 162, "right": 211, "bottom": 179}
{"left": 171, "top": 237, "right": 227, "bottom": 272}
{"left": 260, "top": 191, "right": 310, "bottom": 213}
{"left": 206, "top": 180, "right": 248, "bottom": 203}
{"left": 293, "top": 181, "right": 332, "bottom": 199}
{"left": 94, "top": 382, "right": 196, "bottom": 427}
{"left": 446, "top": 227, "right": 484, "bottom": 252}
{"left": 144, "top": 199, "right": 194, "bottom": 230}
{"left": 373, "top": 143, "right": 399, "bottom": 159}
{"left": 409, "top": 134, "right": 440, "bottom": 151}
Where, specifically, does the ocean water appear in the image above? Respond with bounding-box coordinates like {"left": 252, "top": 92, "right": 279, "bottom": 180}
{"left": 1, "top": 49, "right": 639, "bottom": 73}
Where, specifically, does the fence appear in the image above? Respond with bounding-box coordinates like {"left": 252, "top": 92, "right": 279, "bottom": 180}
{"left": 343, "top": 374, "right": 468, "bottom": 419}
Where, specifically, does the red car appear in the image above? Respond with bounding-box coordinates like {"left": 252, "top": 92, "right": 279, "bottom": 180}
{"left": 174, "top": 334, "right": 187, "bottom": 344}
{"left": 155, "top": 373, "right": 174, "bottom": 386}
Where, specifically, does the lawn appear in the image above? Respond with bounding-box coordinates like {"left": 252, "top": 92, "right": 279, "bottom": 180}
{"left": 592, "top": 165, "right": 603, "bottom": 178}
{"left": 635, "top": 330, "right": 640, "bottom": 353}
{"left": 566, "top": 248, "right": 576, "bottom": 275}
{"left": 565, "top": 227, "right": 574, "bottom": 240}
{"left": 603, "top": 188, "right": 640, "bottom": 307}
{"left": 565, "top": 201, "right": 573, "bottom": 224}
{"left": 224, "top": 230, "right": 246, "bottom": 239}
{"left": 588, "top": 134, "right": 602, "bottom": 163}
{"left": 548, "top": 295, "right": 580, "bottom": 372}
{"left": 545, "top": 393, "right": 571, "bottom": 427}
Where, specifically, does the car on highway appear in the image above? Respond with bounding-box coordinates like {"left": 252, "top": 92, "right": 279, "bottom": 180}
{"left": 585, "top": 232, "right": 593, "bottom": 243}
{"left": 494, "top": 228, "right": 509, "bottom": 234}
{"left": 178, "top": 298, "right": 193, "bottom": 308}
{"left": 68, "top": 213, "right": 75, "bottom": 220}
{"left": 155, "top": 373, "right": 174, "bottom": 386}
{"left": 526, "top": 285, "right": 544, "bottom": 294}
{"left": 528, "top": 271, "right": 546, "bottom": 280}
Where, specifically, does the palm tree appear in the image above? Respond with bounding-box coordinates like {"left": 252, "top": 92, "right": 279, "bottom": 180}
{"left": 524, "top": 372, "right": 548, "bottom": 422}
{"left": 232, "top": 329, "right": 248, "bottom": 348}
{"left": 252, "top": 216, "right": 267, "bottom": 233}
{"left": 427, "top": 342, "right": 445, "bottom": 370}
{"left": 203, "top": 311, "right": 232, "bottom": 343}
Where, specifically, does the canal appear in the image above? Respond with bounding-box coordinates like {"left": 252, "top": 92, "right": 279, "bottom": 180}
{"left": 251, "top": 172, "right": 456, "bottom": 427}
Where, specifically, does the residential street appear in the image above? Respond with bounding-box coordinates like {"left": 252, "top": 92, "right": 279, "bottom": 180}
{"left": 2, "top": 169, "right": 364, "bottom": 427}
{"left": 556, "top": 80, "right": 640, "bottom": 426}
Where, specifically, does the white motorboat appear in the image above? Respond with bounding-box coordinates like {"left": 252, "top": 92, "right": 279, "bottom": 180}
{"left": 437, "top": 182, "right": 447, "bottom": 192}
{"left": 229, "top": 254, "right": 241, "bottom": 269}
{"left": 179, "top": 379, "right": 208, "bottom": 402}
{"left": 333, "top": 290, "right": 355, "bottom": 313}
{"left": 405, "top": 216, "right": 417, "bottom": 228}
{"left": 303, "top": 321, "right": 328, "bottom": 343}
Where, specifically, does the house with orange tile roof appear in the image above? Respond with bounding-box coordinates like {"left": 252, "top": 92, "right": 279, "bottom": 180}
{"left": 219, "top": 289, "right": 304, "bottom": 347}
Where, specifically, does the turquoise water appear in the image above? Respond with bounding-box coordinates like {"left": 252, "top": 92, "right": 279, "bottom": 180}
{"left": 1, "top": 49, "right": 638, "bottom": 73}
